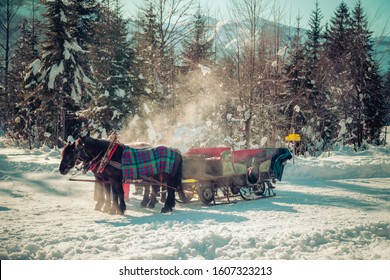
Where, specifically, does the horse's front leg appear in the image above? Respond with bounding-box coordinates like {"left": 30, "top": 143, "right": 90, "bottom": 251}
{"left": 102, "top": 183, "right": 112, "bottom": 213}
{"left": 93, "top": 181, "right": 105, "bottom": 211}
{"left": 110, "top": 180, "right": 125, "bottom": 215}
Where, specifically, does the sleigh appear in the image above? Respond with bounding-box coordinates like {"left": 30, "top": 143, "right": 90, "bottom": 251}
{"left": 178, "top": 146, "right": 292, "bottom": 205}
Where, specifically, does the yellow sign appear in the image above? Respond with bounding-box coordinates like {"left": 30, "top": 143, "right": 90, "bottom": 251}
{"left": 285, "top": 134, "right": 301, "bottom": 141}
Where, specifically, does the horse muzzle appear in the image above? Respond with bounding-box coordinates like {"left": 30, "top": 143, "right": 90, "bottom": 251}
{"left": 59, "top": 167, "right": 69, "bottom": 175}
{"left": 59, "top": 163, "right": 72, "bottom": 175}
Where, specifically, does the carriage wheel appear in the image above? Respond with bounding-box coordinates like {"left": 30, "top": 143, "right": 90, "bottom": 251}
{"left": 198, "top": 186, "right": 215, "bottom": 205}
{"left": 239, "top": 183, "right": 265, "bottom": 200}
{"left": 178, "top": 184, "right": 194, "bottom": 203}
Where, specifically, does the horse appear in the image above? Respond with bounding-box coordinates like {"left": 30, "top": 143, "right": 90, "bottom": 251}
{"left": 123, "top": 141, "right": 167, "bottom": 209}
{"left": 59, "top": 136, "right": 183, "bottom": 214}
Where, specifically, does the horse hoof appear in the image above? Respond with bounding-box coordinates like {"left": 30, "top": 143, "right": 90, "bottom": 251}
{"left": 140, "top": 200, "right": 149, "bottom": 208}
{"left": 94, "top": 202, "right": 104, "bottom": 211}
{"left": 161, "top": 206, "right": 172, "bottom": 213}
{"left": 147, "top": 202, "right": 155, "bottom": 209}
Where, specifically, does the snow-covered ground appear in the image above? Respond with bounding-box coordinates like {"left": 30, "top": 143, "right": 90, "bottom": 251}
{"left": 0, "top": 138, "right": 389, "bottom": 260}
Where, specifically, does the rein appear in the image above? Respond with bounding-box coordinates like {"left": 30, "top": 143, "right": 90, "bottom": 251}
{"left": 82, "top": 150, "right": 105, "bottom": 173}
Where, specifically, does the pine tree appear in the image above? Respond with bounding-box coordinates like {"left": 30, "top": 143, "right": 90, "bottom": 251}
{"left": 348, "top": 0, "right": 384, "bottom": 148}
{"left": 67, "top": 0, "right": 99, "bottom": 101}
{"left": 0, "top": 0, "right": 24, "bottom": 131}
{"left": 132, "top": 1, "right": 160, "bottom": 100}
{"left": 383, "top": 69, "right": 390, "bottom": 143}
{"left": 175, "top": 5, "right": 216, "bottom": 125}
{"left": 323, "top": 2, "right": 352, "bottom": 125}
{"left": 181, "top": 5, "right": 214, "bottom": 69}
{"left": 83, "top": 1, "right": 145, "bottom": 138}
{"left": 282, "top": 16, "right": 307, "bottom": 137}
{"left": 321, "top": 1, "right": 353, "bottom": 149}
{"left": 303, "top": 0, "right": 325, "bottom": 154}
{"left": 323, "top": 1, "right": 351, "bottom": 62}
{"left": 7, "top": 19, "right": 40, "bottom": 147}
{"left": 25, "top": 0, "right": 93, "bottom": 146}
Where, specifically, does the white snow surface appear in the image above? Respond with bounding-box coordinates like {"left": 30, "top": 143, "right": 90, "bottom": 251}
{"left": 0, "top": 138, "right": 389, "bottom": 260}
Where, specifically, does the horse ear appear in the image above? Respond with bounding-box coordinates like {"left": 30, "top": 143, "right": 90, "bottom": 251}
{"left": 74, "top": 138, "right": 84, "bottom": 151}
{"left": 67, "top": 135, "right": 76, "bottom": 144}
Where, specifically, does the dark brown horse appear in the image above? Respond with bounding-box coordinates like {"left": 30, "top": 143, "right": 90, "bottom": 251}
{"left": 59, "top": 136, "right": 183, "bottom": 214}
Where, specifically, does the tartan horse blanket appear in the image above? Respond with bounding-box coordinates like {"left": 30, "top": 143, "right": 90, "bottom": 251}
{"left": 121, "top": 145, "right": 177, "bottom": 180}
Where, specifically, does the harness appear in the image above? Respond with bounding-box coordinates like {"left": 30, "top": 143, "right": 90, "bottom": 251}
{"left": 76, "top": 135, "right": 121, "bottom": 174}
{"left": 81, "top": 143, "right": 121, "bottom": 173}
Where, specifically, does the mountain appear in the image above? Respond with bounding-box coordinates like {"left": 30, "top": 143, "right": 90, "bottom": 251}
{"left": 373, "top": 36, "right": 390, "bottom": 73}
{"left": 127, "top": 15, "right": 389, "bottom": 73}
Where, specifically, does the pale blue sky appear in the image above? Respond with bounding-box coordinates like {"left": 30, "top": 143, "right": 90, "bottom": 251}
{"left": 124, "top": 0, "right": 390, "bottom": 37}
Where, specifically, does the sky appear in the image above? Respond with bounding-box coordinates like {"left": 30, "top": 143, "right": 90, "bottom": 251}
{"left": 123, "top": 0, "right": 390, "bottom": 37}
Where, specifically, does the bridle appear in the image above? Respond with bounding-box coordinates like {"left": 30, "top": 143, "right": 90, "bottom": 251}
{"left": 74, "top": 140, "right": 105, "bottom": 173}
{"left": 61, "top": 138, "right": 113, "bottom": 175}
{"left": 61, "top": 141, "right": 100, "bottom": 174}
{"left": 60, "top": 144, "right": 79, "bottom": 174}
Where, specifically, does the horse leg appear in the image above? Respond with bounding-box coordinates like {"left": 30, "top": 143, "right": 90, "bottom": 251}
{"left": 102, "top": 183, "right": 112, "bottom": 213}
{"left": 141, "top": 186, "right": 150, "bottom": 208}
{"left": 118, "top": 182, "right": 126, "bottom": 214}
{"left": 161, "top": 154, "right": 182, "bottom": 213}
{"left": 161, "top": 187, "right": 175, "bottom": 213}
{"left": 109, "top": 183, "right": 119, "bottom": 215}
{"left": 109, "top": 181, "right": 125, "bottom": 215}
{"left": 161, "top": 174, "right": 176, "bottom": 213}
{"left": 93, "top": 182, "right": 105, "bottom": 211}
{"left": 148, "top": 185, "right": 159, "bottom": 209}
{"left": 160, "top": 186, "right": 167, "bottom": 203}
{"left": 157, "top": 174, "right": 166, "bottom": 203}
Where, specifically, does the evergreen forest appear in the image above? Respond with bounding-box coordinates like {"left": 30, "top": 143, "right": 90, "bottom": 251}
{"left": 0, "top": 0, "right": 389, "bottom": 155}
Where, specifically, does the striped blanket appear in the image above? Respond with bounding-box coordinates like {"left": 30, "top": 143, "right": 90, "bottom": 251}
{"left": 122, "top": 146, "right": 177, "bottom": 180}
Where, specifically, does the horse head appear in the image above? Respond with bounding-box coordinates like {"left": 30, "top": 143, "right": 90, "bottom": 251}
{"left": 59, "top": 141, "right": 78, "bottom": 175}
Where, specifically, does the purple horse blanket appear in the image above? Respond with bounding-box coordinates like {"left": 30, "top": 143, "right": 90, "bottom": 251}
{"left": 122, "top": 146, "right": 177, "bottom": 180}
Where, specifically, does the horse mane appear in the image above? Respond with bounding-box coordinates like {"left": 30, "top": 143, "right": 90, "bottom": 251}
{"left": 84, "top": 136, "right": 110, "bottom": 150}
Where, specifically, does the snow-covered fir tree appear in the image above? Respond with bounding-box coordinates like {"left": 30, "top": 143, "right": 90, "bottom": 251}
{"left": 281, "top": 16, "right": 307, "bottom": 139}
{"left": 181, "top": 5, "right": 214, "bottom": 69}
{"left": 347, "top": 0, "right": 385, "bottom": 148}
{"left": 0, "top": 0, "right": 25, "bottom": 131}
{"left": 7, "top": 19, "right": 40, "bottom": 147}
{"left": 302, "top": 0, "right": 325, "bottom": 153}
{"left": 82, "top": 0, "right": 144, "bottom": 138}
{"left": 24, "top": 0, "right": 93, "bottom": 146}
{"left": 132, "top": 1, "right": 161, "bottom": 101}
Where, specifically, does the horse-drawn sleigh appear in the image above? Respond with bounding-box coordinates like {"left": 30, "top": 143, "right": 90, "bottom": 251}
{"left": 179, "top": 146, "right": 292, "bottom": 205}
{"left": 59, "top": 136, "right": 292, "bottom": 214}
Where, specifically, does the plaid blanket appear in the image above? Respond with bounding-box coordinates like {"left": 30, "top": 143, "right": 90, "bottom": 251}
{"left": 122, "top": 145, "right": 177, "bottom": 180}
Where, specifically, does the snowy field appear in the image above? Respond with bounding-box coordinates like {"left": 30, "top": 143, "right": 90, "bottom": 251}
{"left": 0, "top": 138, "right": 389, "bottom": 261}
